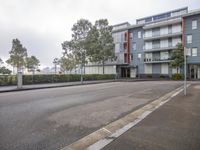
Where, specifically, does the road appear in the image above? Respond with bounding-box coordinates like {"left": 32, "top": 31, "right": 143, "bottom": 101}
{"left": 0, "top": 81, "right": 181, "bottom": 150}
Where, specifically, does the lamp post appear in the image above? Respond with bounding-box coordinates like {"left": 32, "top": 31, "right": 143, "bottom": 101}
{"left": 52, "top": 58, "right": 59, "bottom": 83}
{"left": 184, "top": 47, "right": 191, "bottom": 96}
{"left": 53, "top": 58, "right": 59, "bottom": 74}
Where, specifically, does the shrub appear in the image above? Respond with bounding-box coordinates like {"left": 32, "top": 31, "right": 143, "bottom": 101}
{"left": 0, "top": 74, "right": 115, "bottom": 86}
{"left": 147, "top": 75, "right": 152, "bottom": 78}
{"left": 160, "top": 75, "right": 165, "bottom": 78}
{"left": 0, "top": 75, "right": 17, "bottom": 85}
{"left": 171, "top": 73, "right": 183, "bottom": 80}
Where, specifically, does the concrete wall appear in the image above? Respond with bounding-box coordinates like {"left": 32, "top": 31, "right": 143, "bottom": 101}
{"left": 85, "top": 65, "right": 116, "bottom": 74}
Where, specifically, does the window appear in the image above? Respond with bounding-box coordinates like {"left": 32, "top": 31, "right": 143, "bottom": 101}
{"left": 187, "top": 35, "right": 192, "bottom": 44}
{"left": 132, "top": 43, "right": 136, "bottom": 50}
{"left": 192, "top": 20, "right": 197, "bottom": 29}
{"left": 138, "top": 53, "right": 142, "bottom": 61}
{"left": 172, "top": 24, "right": 181, "bottom": 33}
{"left": 192, "top": 48, "right": 197, "bottom": 56}
{"left": 115, "top": 43, "right": 120, "bottom": 53}
{"left": 160, "top": 39, "right": 168, "bottom": 48}
{"left": 131, "top": 54, "right": 134, "bottom": 60}
{"left": 172, "top": 37, "right": 181, "bottom": 47}
{"left": 138, "top": 31, "right": 141, "bottom": 38}
{"left": 160, "top": 51, "right": 169, "bottom": 60}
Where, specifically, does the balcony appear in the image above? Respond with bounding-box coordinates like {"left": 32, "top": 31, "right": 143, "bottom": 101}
{"left": 143, "top": 46, "right": 177, "bottom": 52}
{"left": 143, "top": 17, "right": 182, "bottom": 29}
{"left": 143, "top": 31, "right": 182, "bottom": 41}
{"left": 144, "top": 58, "right": 171, "bottom": 63}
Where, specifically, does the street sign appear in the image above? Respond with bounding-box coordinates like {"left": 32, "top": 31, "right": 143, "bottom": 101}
{"left": 184, "top": 47, "right": 191, "bottom": 56}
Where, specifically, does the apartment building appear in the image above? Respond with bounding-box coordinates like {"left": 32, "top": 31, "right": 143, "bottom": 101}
{"left": 112, "top": 7, "right": 200, "bottom": 79}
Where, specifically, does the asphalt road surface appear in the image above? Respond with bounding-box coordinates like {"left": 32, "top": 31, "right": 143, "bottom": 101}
{"left": 0, "top": 81, "right": 181, "bottom": 150}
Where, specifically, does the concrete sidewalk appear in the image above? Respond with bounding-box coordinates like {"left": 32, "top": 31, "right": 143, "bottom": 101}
{"left": 0, "top": 78, "right": 169, "bottom": 93}
{"left": 102, "top": 83, "right": 200, "bottom": 150}
{"left": 0, "top": 80, "right": 115, "bottom": 93}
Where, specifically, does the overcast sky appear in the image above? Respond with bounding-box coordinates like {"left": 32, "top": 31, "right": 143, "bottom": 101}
{"left": 0, "top": 0, "right": 200, "bottom": 68}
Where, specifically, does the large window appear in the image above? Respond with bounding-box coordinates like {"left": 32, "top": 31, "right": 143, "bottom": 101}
{"left": 192, "top": 48, "right": 197, "bottom": 56}
{"left": 138, "top": 31, "right": 141, "bottom": 38}
{"left": 160, "top": 26, "right": 168, "bottom": 35}
{"left": 144, "top": 30, "right": 152, "bottom": 38}
{"left": 115, "top": 43, "right": 121, "bottom": 53}
{"left": 160, "top": 39, "right": 168, "bottom": 48}
{"left": 137, "top": 53, "right": 142, "bottom": 61}
{"left": 172, "top": 37, "right": 181, "bottom": 47}
{"left": 192, "top": 20, "right": 197, "bottom": 30}
{"left": 132, "top": 43, "right": 136, "bottom": 50}
{"left": 160, "top": 51, "right": 169, "bottom": 60}
{"left": 131, "top": 54, "right": 134, "bottom": 60}
{"left": 187, "top": 35, "right": 192, "bottom": 44}
{"left": 145, "top": 42, "right": 152, "bottom": 50}
{"left": 172, "top": 24, "right": 181, "bottom": 33}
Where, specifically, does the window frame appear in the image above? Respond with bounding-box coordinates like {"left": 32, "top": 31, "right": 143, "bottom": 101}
{"left": 138, "top": 31, "right": 142, "bottom": 39}
{"left": 192, "top": 20, "right": 197, "bottom": 30}
{"left": 187, "top": 35, "right": 192, "bottom": 44}
{"left": 192, "top": 48, "right": 197, "bottom": 56}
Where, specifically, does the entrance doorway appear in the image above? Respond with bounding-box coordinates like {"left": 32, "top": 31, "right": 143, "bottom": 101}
{"left": 121, "top": 68, "right": 130, "bottom": 78}
{"left": 189, "top": 65, "right": 200, "bottom": 79}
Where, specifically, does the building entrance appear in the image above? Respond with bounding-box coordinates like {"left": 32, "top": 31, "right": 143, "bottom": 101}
{"left": 189, "top": 65, "right": 200, "bottom": 79}
{"left": 121, "top": 67, "right": 130, "bottom": 78}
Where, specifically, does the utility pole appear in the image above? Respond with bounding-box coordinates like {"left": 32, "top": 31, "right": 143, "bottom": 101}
{"left": 184, "top": 48, "right": 187, "bottom": 96}
{"left": 53, "top": 58, "right": 59, "bottom": 74}
{"left": 184, "top": 47, "right": 191, "bottom": 96}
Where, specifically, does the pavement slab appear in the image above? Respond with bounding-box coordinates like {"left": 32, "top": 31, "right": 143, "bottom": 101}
{"left": 102, "top": 83, "right": 200, "bottom": 150}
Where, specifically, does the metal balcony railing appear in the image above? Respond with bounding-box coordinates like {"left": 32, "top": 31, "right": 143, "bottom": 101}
{"left": 144, "top": 58, "right": 172, "bottom": 63}
{"left": 143, "top": 31, "right": 182, "bottom": 40}
{"left": 143, "top": 45, "right": 176, "bottom": 52}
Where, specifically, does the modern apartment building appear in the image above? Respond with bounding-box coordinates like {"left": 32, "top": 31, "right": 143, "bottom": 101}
{"left": 111, "top": 7, "right": 200, "bottom": 79}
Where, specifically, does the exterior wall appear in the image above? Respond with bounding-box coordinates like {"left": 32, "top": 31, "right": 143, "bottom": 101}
{"left": 129, "top": 27, "right": 144, "bottom": 74}
{"left": 112, "top": 7, "right": 200, "bottom": 78}
{"left": 85, "top": 65, "right": 116, "bottom": 74}
{"left": 184, "top": 14, "right": 200, "bottom": 64}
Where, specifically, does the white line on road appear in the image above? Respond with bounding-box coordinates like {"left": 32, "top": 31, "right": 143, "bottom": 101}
{"left": 86, "top": 85, "right": 189, "bottom": 150}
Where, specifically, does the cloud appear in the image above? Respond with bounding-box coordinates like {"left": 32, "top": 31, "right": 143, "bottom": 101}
{"left": 0, "top": 0, "right": 200, "bottom": 67}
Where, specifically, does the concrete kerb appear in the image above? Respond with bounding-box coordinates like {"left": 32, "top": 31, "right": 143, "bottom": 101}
{"left": 0, "top": 80, "right": 115, "bottom": 93}
{"left": 0, "top": 79, "right": 170, "bottom": 93}
{"left": 61, "top": 84, "right": 190, "bottom": 150}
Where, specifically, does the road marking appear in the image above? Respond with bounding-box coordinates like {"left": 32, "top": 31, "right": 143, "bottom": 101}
{"left": 61, "top": 84, "right": 190, "bottom": 150}
{"left": 102, "top": 128, "right": 111, "bottom": 134}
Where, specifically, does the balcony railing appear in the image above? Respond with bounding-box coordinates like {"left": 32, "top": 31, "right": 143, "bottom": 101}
{"left": 143, "top": 46, "right": 176, "bottom": 52}
{"left": 144, "top": 58, "right": 171, "bottom": 63}
{"left": 143, "top": 31, "right": 182, "bottom": 41}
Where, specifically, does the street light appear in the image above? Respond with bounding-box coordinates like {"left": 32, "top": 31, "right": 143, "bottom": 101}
{"left": 184, "top": 47, "right": 191, "bottom": 96}
{"left": 53, "top": 58, "right": 59, "bottom": 74}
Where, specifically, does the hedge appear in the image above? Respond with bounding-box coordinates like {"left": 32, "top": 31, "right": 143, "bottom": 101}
{"left": 0, "top": 74, "right": 115, "bottom": 86}
{"left": 171, "top": 73, "right": 183, "bottom": 80}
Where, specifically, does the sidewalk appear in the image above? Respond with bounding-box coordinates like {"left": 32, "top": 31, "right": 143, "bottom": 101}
{"left": 0, "top": 80, "right": 115, "bottom": 93}
{"left": 102, "top": 83, "right": 200, "bottom": 150}
{"left": 0, "top": 78, "right": 170, "bottom": 93}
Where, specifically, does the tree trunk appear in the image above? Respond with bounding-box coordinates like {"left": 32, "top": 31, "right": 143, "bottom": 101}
{"left": 12, "top": 66, "right": 14, "bottom": 75}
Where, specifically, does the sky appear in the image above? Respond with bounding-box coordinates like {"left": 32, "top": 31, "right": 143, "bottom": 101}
{"left": 0, "top": 0, "right": 200, "bottom": 68}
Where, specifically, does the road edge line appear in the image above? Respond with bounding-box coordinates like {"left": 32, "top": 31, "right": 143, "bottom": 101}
{"left": 61, "top": 84, "right": 190, "bottom": 150}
